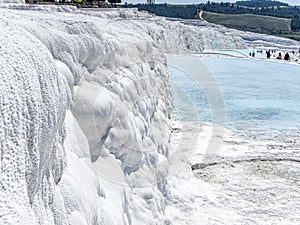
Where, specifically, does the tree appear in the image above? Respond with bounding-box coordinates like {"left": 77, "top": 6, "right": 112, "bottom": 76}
{"left": 291, "top": 14, "right": 300, "bottom": 31}
{"left": 108, "top": 0, "right": 121, "bottom": 4}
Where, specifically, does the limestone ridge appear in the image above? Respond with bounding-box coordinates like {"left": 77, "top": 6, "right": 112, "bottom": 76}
{"left": 0, "top": 5, "right": 248, "bottom": 225}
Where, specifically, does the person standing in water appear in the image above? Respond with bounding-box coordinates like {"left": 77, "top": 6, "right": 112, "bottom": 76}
{"left": 266, "top": 50, "right": 271, "bottom": 59}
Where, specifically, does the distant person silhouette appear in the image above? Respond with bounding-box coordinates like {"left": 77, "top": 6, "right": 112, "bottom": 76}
{"left": 266, "top": 50, "right": 271, "bottom": 59}
{"left": 284, "top": 52, "right": 290, "bottom": 60}
{"left": 252, "top": 52, "right": 255, "bottom": 57}
{"left": 277, "top": 52, "right": 282, "bottom": 60}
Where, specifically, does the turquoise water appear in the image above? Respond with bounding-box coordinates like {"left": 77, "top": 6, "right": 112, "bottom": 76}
{"left": 169, "top": 55, "right": 300, "bottom": 138}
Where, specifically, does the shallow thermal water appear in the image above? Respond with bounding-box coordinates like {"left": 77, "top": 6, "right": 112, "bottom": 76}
{"left": 169, "top": 54, "right": 300, "bottom": 140}
{"left": 167, "top": 54, "right": 300, "bottom": 225}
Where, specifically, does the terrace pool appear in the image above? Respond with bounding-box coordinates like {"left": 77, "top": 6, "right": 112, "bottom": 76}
{"left": 168, "top": 54, "right": 300, "bottom": 139}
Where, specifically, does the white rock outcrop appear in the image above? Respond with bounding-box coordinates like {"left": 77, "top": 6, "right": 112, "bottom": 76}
{"left": 0, "top": 6, "right": 248, "bottom": 225}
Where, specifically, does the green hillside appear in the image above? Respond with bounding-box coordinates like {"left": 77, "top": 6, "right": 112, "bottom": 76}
{"left": 201, "top": 11, "right": 291, "bottom": 34}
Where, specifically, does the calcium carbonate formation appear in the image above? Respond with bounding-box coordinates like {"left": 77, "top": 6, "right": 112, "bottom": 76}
{"left": 1, "top": 1, "right": 299, "bottom": 225}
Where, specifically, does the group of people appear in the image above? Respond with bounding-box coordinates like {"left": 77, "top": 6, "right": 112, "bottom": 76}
{"left": 248, "top": 49, "right": 300, "bottom": 63}
{"left": 266, "top": 50, "right": 290, "bottom": 61}
{"left": 249, "top": 51, "right": 255, "bottom": 57}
